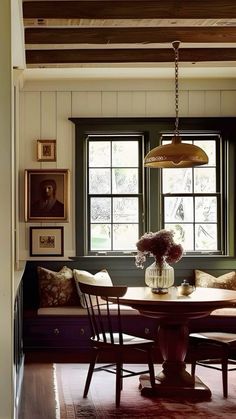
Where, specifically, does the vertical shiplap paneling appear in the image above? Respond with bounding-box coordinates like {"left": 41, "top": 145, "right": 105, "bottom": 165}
{"left": 117, "top": 91, "right": 133, "bottom": 116}
{"left": 56, "top": 92, "right": 73, "bottom": 168}
{"left": 188, "top": 91, "right": 205, "bottom": 116}
{"left": 41, "top": 91, "right": 57, "bottom": 137}
{"left": 40, "top": 92, "right": 57, "bottom": 169}
{"left": 19, "top": 91, "right": 41, "bottom": 260}
{"left": 132, "top": 91, "right": 146, "bottom": 116}
{"left": 56, "top": 91, "right": 75, "bottom": 256}
{"left": 220, "top": 91, "right": 236, "bottom": 116}
{"left": 146, "top": 91, "right": 174, "bottom": 116}
{"left": 87, "top": 92, "right": 102, "bottom": 116}
{"left": 72, "top": 91, "right": 88, "bottom": 116}
{"left": 19, "top": 80, "right": 236, "bottom": 261}
{"left": 72, "top": 91, "right": 102, "bottom": 116}
{"left": 101, "top": 91, "right": 117, "bottom": 116}
{"left": 178, "top": 91, "right": 189, "bottom": 116}
{"left": 20, "top": 91, "right": 41, "bottom": 169}
{"left": 205, "top": 91, "right": 221, "bottom": 116}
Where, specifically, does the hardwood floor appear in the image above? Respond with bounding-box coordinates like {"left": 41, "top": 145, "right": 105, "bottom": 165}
{"left": 19, "top": 363, "right": 58, "bottom": 419}
{"left": 19, "top": 361, "right": 236, "bottom": 419}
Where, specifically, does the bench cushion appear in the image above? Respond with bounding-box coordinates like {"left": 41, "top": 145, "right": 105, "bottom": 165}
{"left": 37, "top": 304, "right": 138, "bottom": 316}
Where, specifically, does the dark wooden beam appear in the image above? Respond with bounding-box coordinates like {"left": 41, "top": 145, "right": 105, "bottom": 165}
{"left": 25, "top": 27, "right": 236, "bottom": 45}
{"left": 23, "top": 1, "right": 236, "bottom": 19}
{"left": 26, "top": 48, "right": 236, "bottom": 64}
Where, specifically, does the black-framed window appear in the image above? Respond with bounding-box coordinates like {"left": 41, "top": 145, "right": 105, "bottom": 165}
{"left": 161, "top": 133, "right": 222, "bottom": 254}
{"left": 69, "top": 117, "right": 235, "bottom": 258}
{"left": 87, "top": 135, "right": 144, "bottom": 254}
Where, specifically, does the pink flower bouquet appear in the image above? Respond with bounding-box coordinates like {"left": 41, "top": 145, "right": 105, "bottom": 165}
{"left": 135, "top": 229, "right": 183, "bottom": 271}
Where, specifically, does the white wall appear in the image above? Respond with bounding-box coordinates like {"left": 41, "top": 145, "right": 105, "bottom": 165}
{"left": 19, "top": 77, "right": 236, "bottom": 262}
{"left": 0, "top": 1, "right": 14, "bottom": 418}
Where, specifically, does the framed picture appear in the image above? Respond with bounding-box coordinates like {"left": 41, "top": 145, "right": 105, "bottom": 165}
{"left": 37, "top": 139, "right": 56, "bottom": 162}
{"left": 30, "top": 226, "right": 64, "bottom": 256}
{"left": 25, "top": 169, "right": 70, "bottom": 222}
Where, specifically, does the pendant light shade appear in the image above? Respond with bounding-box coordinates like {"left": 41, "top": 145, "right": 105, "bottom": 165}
{"left": 144, "top": 41, "right": 208, "bottom": 169}
{"left": 144, "top": 135, "right": 209, "bottom": 168}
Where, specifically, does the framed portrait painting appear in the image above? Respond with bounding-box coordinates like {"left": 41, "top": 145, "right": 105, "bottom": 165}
{"left": 25, "top": 169, "right": 70, "bottom": 222}
{"left": 30, "top": 226, "right": 64, "bottom": 257}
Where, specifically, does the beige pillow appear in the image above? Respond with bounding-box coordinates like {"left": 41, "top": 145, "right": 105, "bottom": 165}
{"left": 73, "top": 269, "right": 113, "bottom": 308}
{"left": 195, "top": 269, "right": 236, "bottom": 290}
{"left": 38, "top": 266, "right": 80, "bottom": 307}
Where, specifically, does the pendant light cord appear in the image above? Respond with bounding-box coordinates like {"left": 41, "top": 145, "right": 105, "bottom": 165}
{"left": 172, "top": 41, "right": 180, "bottom": 136}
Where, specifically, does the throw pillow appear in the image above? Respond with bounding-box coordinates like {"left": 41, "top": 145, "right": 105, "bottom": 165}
{"left": 73, "top": 268, "right": 113, "bottom": 307}
{"left": 38, "top": 266, "right": 80, "bottom": 307}
{"left": 195, "top": 269, "right": 236, "bottom": 290}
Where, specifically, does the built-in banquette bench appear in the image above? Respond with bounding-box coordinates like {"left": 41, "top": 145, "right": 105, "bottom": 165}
{"left": 22, "top": 260, "right": 236, "bottom": 362}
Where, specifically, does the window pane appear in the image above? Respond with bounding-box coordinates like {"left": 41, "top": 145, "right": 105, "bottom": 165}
{"left": 113, "top": 197, "right": 138, "bottom": 222}
{"left": 90, "top": 198, "right": 111, "bottom": 222}
{"left": 89, "top": 141, "right": 110, "bottom": 167}
{"left": 112, "top": 168, "right": 138, "bottom": 194}
{"left": 194, "top": 140, "right": 216, "bottom": 166}
{"left": 195, "top": 197, "right": 217, "bottom": 222}
{"left": 113, "top": 224, "right": 138, "bottom": 250}
{"left": 195, "top": 224, "right": 217, "bottom": 251}
{"left": 164, "top": 197, "right": 193, "bottom": 222}
{"left": 194, "top": 168, "right": 216, "bottom": 193}
{"left": 90, "top": 224, "right": 111, "bottom": 250}
{"left": 89, "top": 168, "right": 111, "bottom": 194}
{"left": 165, "top": 223, "right": 194, "bottom": 251}
{"left": 112, "top": 141, "right": 139, "bottom": 167}
{"left": 162, "top": 169, "right": 192, "bottom": 193}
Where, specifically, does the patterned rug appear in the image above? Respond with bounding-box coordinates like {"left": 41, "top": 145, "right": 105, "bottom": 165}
{"left": 55, "top": 363, "right": 236, "bottom": 418}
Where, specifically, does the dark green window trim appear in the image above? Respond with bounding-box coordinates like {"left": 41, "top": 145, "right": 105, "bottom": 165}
{"left": 87, "top": 134, "right": 145, "bottom": 254}
{"left": 69, "top": 117, "right": 235, "bottom": 259}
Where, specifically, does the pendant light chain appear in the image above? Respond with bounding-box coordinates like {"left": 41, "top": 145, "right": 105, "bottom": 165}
{"left": 143, "top": 40, "right": 208, "bottom": 168}
{"left": 172, "top": 41, "right": 180, "bottom": 136}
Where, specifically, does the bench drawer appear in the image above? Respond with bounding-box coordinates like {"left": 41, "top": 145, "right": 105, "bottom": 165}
{"left": 23, "top": 316, "right": 90, "bottom": 349}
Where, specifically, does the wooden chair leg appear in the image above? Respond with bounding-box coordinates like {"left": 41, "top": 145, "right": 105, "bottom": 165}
{"left": 120, "top": 363, "right": 123, "bottom": 391}
{"left": 83, "top": 350, "right": 98, "bottom": 398}
{"left": 222, "top": 357, "right": 228, "bottom": 398}
{"left": 191, "top": 360, "right": 196, "bottom": 376}
{"left": 147, "top": 349, "right": 156, "bottom": 390}
{"left": 116, "top": 360, "right": 122, "bottom": 407}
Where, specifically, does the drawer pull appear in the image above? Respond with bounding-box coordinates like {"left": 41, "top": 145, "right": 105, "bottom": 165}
{"left": 53, "top": 328, "right": 60, "bottom": 335}
{"left": 144, "top": 328, "right": 150, "bottom": 335}
{"left": 80, "top": 328, "right": 85, "bottom": 335}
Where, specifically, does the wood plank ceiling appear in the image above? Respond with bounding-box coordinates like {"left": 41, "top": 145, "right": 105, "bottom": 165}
{"left": 23, "top": 0, "right": 236, "bottom": 68}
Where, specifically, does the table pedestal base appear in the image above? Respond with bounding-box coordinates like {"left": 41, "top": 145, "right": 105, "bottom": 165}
{"left": 139, "top": 374, "right": 211, "bottom": 400}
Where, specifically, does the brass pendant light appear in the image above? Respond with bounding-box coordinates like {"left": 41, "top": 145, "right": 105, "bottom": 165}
{"left": 144, "top": 41, "right": 209, "bottom": 168}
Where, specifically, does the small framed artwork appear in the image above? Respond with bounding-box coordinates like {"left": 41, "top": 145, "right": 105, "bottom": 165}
{"left": 37, "top": 139, "right": 56, "bottom": 162}
{"left": 30, "top": 226, "right": 64, "bottom": 257}
{"left": 25, "top": 169, "right": 70, "bottom": 222}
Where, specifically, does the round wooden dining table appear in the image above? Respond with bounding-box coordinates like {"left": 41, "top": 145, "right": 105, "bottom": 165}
{"left": 108, "top": 286, "right": 236, "bottom": 399}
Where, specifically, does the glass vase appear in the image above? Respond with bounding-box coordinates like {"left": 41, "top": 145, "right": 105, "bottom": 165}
{"left": 145, "top": 260, "right": 174, "bottom": 294}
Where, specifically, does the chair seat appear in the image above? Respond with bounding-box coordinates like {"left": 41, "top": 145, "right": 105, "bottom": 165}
{"left": 189, "top": 331, "right": 236, "bottom": 398}
{"left": 190, "top": 332, "right": 236, "bottom": 345}
{"left": 92, "top": 333, "right": 154, "bottom": 346}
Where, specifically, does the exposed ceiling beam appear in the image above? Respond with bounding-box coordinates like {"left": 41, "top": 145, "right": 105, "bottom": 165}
{"left": 23, "top": 1, "right": 236, "bottom": 20}
{"left": 25, "top": 27, "right": 236, "bottom": 45}
{"left": 26, "top": 48, "right": 236, "bottom": 64}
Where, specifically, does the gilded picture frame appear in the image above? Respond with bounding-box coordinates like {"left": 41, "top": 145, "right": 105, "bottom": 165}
{"left": 37, "top": 139, "right": 56, "bottom": 162}
{"left": 25, "top": 169, "right": 70, "bottom": 222}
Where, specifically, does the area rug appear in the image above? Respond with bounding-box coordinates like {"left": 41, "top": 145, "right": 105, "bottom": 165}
{"left": 55, "top": 363, "right": 236, "bottom": 418}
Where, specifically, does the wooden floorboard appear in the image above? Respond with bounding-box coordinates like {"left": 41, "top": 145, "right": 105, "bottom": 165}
{"left": 19, "top": 363, "right": 57, "bottom": 419}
